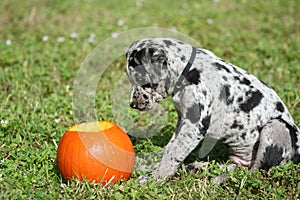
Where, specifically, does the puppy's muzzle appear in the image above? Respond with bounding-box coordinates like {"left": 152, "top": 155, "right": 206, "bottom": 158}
{"left": 129, "top": 86, "right": 154, "bottom": 111}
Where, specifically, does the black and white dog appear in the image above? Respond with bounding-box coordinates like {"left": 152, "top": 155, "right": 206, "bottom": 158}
{"left": 125, "top": 38, "right": 300, "bottom": 181}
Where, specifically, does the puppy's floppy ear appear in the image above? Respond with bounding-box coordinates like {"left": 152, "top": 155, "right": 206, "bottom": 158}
{"left": 127, "top": 50, "right": 140, "bottom": 68}
{"left": 128, "top": 47, "right": 155, "bottom": 69}
{"left": 134, "top": 48, "right": 147, "bottom": 63}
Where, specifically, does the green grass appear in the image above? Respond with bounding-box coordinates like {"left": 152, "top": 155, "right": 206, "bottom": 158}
{"left": 1, "top": 0, "right": 299, "bottom": 199}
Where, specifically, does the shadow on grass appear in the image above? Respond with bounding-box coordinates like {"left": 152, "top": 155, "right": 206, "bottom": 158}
{"left": 130, "top": 123, "right": 229, "bottom": 165}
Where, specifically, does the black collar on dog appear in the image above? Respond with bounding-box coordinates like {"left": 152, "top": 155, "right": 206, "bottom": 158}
{"left": 173, "top": 46, "right": 197, "bottom": 95}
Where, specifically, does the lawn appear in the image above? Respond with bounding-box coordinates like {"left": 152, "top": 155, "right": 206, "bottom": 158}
{"left": 0, "top": 0, "right": 299, "bottom": 199}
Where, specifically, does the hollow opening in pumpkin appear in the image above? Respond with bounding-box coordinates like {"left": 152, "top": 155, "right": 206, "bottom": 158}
{"left": 68, "top": 121, "right": 115, "bottom": 132}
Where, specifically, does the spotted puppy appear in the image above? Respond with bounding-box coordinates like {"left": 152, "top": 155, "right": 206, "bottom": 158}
{"left": 126, "top": 38, "right": 300, "bottom": 181}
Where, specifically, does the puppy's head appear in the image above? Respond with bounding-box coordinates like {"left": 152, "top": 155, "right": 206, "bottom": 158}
{"left": 126, "top": 40, "right": 169, "bottom": 111}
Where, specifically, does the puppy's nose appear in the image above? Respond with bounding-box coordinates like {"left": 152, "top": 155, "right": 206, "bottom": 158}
{"left": 130, "top": 102, "right": 136, "bottom": 108}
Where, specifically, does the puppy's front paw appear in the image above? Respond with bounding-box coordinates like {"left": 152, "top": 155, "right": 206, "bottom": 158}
{"left": 212, "top": 163, "right": 236, "bottom": 185}
{"left": 152, "top": 163, "right": 179, "bottom": 181}
{"left": 212, "top": 174, "right": 231, "bottom": 185}
{"left": 186, "top": 161, "right": 209, "bottom": 172}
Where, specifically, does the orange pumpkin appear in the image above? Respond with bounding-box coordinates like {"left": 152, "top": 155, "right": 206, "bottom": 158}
{"left": 56, "top": 121, "right": 135, "bottom": 185}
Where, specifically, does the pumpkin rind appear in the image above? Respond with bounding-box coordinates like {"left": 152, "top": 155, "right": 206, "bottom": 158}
{"left": 56, "top": 121, "right": 135, "bottom": 185}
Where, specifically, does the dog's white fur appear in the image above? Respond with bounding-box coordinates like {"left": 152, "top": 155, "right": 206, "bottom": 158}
{"left": 126, "top": 38, "right": 300, "bottom": 181}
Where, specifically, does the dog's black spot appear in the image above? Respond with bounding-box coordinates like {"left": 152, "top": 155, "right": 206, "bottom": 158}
{"left": 128, "top": 58, "right": 137, "bottom": 68}
{"left": 223, "top": 85, "right": 231, "bottom": 98}
{"left": 131, "top": 48, "right": 147, "bottom": 67}
{"left": 237, "top": 97, "right": 243, "bottom": 103}
{"left": 275, "top": 101, "right": 285, "bottom": 112}
{"left": 222, "top": 76, "right": 228, "bottom": 81}
{"left": 135, "top": 48, "right": 146, "bottom": 60}
{"left": 233, "top": 76, "right": 239, "bottom": 81}
{"left": 233, "top": 76, "right": 251, "bottom": 86}
{"left": 219, "top": 84, "right": 234, "bottom": 105}
{"left": 186, "top": 69, "right": 201, "bottom": 85}
{"left": 186, "top": 103, "right": 201, "bottom": 124}
{"left": 163, "top": 40, "right": 173, "bottom": 46}
{"left": 232, "top": 66, "right": 243, "bottom": 75}
{"left": 251, "top": 129, "right": 258, "bottom": 135}
{"left": 131, "top": 49, "right": 137, "bottom": 55}
{"left": 201, "top": 115, "right": 211, "bottom": 132}
{"left": 181, "top": 55, "right": 186, "bottom": 62}
{"left": 278, "top": 118, "right": 299, "bottom": 162}
{"left": 128, "top": 50, "right": 138, "bottom": 67}
{"left": 241, "top": 132, "right": 246, "bottom": 140}
{"left": 214, "top": 62, "right": 231, "bottom": 73}
{"left": 137, "top": 42, "right": 145, "bottom": 49}
{"left": 152, "top": 84, "right": 159, "bottom": 90}
{"left": 230, "top": 120, "right": 244, "bottom": 130}
{"left": 261, "top": 145, "right": 284, "bottom": 170}
{"left": 199, "top": 103, "right": 205, "bottom": 111}
{"left": 142, "top": 83, "right": 152, "bottom": 88}
{"left": 288, "top": 125, "right": 298, "bottom": 153}
{"left": 148, "top": 47, "right": 155, "bottom": 57}
{"left": 240, "top": 90, "right": 264, "bottom": 113}
{"left": 233, "top": 108, "right": 241, "bottom": 114}
{"left": 240, "top": 77, "right": 251, "bottom": 86}
{"left": 202, "top": 90, "right": 207, "bottom": 96}
{"left": 177, "top": 47, "right": 182, "bottom": 52}
{"left": 163, "top": 60, "right": 168, "bottom": 66}
{"left": 230, "top": 121, "right": 239, "bottom": 129}
{"left": 251, "top": 139, "right": 260, "bottom": 163}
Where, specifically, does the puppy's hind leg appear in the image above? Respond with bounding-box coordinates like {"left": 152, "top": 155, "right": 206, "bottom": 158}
{"left": 214, "top": 119, "right": 300, "bottom": 185}
{"left": 251, "top": 119, "right": 299, "bottom": 171}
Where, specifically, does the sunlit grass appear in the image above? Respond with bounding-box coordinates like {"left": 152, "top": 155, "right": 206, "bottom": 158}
{"left": 0, "top": 0, "right": 299, "bottom": 199}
